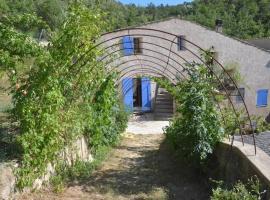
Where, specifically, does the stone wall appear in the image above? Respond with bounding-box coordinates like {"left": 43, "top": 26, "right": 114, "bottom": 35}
{"left": 0, "top": 163, "right": 16, "bottom": 200}
{"left": 210, "top": 140, "right": 270, "bottom": 199}
{"left": 0, "top": 136, "right": 93, "bottom": 200}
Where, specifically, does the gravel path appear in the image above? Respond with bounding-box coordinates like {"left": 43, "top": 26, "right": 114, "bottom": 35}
{"left": 18, "top": 133, "right": 210, "bottom": 200}
{"left": 126, "top": 121, "right": 169, "bottom": 135}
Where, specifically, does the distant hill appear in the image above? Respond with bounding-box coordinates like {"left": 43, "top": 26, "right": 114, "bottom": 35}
{"left": 0, "top": 0, "right": 269, "bottom": 39}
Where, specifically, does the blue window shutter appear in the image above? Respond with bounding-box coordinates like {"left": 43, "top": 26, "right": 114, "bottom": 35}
{"left": 257, "top": 89, "right": 268, "bottom": 107}
{"left": 122, "top": 78, "right": 133, "bottom": 111}
{"left": 123, "top": 36, "right": 134, "bottom": 56}
{"left": 141, "top": 77, "right": 151, "bottom": 111}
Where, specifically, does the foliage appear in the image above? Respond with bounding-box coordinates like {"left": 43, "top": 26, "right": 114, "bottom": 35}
{"left": 0, "top": 13, "right": 47, "bottom": 79}
{"left": 251, "top": 115, "right": 270, "bottom": 133}
{"left": 220, "top": 107, "right": 242, "bottom": 136}
{"left": 0, "top": 3, "right": 128, "bottom": 189}
{"left": 87, "top": 74, "right": 128, "bottom": 150}
{"left": 220, "top": 107, "right": 270, "bottom": 135}
{"left": 211, "top": 176, "right": 264, "bottom": 200}
{"left": 157, "top": 64, "right": 224, "bottom": 164}
{"left": 1, "top": 0, "right": 269, "bottom": 39}
{"left": 187, "top": 0, "right": 269, "bottom": 39}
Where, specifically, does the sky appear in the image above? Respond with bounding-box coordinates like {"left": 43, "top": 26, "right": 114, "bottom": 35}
{"left": 118, "top": 0, "right": 192, "bottom": 6}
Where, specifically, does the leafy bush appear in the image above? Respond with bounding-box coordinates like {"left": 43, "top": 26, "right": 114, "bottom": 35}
{"left": 160, "top": 64, "right": 224, "bottom": 164}
{"left": 211, "top": 177, "right": 264, "bottom": 200}
{"left": 87, "top": 74, "right": 128, "bottom": 150}
{"left": 1, "top": 3, "right": 128, "bottom": 188}
{"left": 251, "top": 115, "right": 270, "bottom": 134}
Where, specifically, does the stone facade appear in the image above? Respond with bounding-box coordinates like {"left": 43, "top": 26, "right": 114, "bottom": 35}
{"left": 101, "top": 18, "right": 270, "bottom": 117}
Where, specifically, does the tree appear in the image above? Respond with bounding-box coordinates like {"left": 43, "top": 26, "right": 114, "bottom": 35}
{"left": 35, "top": 0, "right": 66, "bottom": 30}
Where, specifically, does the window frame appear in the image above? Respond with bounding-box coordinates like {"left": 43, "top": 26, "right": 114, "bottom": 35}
{"left": 177, "top": 35, "right": 186, "bottom": 51}
{"left": 133, "top": 37, "right": 143, "bottom": 55}
{"left": 235, "top": 88, "right": 245, "bottom": 103}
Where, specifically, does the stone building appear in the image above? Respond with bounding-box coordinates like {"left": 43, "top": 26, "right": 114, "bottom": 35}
{"left": 101, "top": 18, "right": 270, "bottom": 119}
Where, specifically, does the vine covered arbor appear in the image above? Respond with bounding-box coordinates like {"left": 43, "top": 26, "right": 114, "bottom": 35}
{"left": 1, "top": 7, "right": 258, "bottom": 190}
{"left": 96, "top": 27, "right": 256, "bottom": 153}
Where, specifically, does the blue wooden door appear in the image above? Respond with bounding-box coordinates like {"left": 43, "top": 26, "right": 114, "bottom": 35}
{"left": 141, "top": 77, "right": 151, "bottom": 111}
{"left": 123, "top": 36, "right": 134, "bottom": 56}
{"left": 122, "top": 78, "right": 133, "bottom": 111}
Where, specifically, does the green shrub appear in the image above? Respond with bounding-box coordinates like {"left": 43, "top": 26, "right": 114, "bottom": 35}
{"left": 159, "top": 64, "right": 224, "bottom": 164}
{"left": 211, "top": 177, "right": 264, "bottom": 200}
{"left": 1, "top": 3, "right": 128, "bottom": 188}
{"left": 251, "top": 115, "right": 270, "bottom": 134}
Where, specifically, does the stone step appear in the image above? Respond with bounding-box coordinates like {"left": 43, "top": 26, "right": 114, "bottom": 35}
{"left": 155, "top": 107, "right": 173, "bottom": 113}
{"left": 157, "top": 92, "right": 170, "bottom": 95}
{"left": 155, "top": 100, "right": 173, "bottom": 105}
{"left": 155, "top": 112, "right": 173, "bottom": 116}
{"left": 154, "top": 115, "right": 173, "bottom": 121}
{"left": 155, "top": 102, "right": 173, "bottom": 108}
{"left": 155, "top": 105, "right": 173, "bottom": 111}
{"left": 157, "top": 92, "right": 171, "bottom": 96}
{"left": 155, "top": 87, "right": 173, "bottom": 121}
{"left": 154, "top": 113, "right": 174, "bottom": 118}
{"left": 158, "top": 88, "right": 168, "bottom": 93}
{"left": 156, "top": 96, "right": 173, "bottom": 101}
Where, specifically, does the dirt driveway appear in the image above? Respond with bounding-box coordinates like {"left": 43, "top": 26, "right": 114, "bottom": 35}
{"left": 18, "top": 133, "right": 210, "bottom": 200}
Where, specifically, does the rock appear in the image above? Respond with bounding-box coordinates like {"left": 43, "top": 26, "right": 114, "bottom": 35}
{"left": 0, "top": 163, "right": 16, "bottom": 200}
{"left": 0, "top": 136, "right": 93, "bottom": 198}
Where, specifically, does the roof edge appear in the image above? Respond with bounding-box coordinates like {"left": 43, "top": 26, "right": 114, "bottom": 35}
{"left": 107, "top": 16, "right": 270, "bottom": 54}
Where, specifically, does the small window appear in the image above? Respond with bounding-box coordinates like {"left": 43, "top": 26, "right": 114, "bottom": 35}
{"left": 207, "top": 51, "right": 218, "bottom": 66}
{"left": 122, "top": 36, "right": 134, "bottom": 56}
{"left": 257, "top": 89, "right": 268, "bottom": 107}
{"left": 236, "top": 88, "right": 245, "bottom": 103}
{"left": 177, "top": 35, "right": 186, "bottom": 51}
{"left": 134, "top": 37, "right": 142, "bottom": 54}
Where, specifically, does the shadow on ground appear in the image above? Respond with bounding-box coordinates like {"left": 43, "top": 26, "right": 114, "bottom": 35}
{"left": 71, "top": 134, "right": 211, "bottom": 200}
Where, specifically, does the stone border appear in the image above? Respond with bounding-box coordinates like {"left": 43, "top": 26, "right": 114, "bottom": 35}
{"left": 228, "top": 140, "right": 270, "bottom": 186}
{"left": 213, "top": 140, "right": 270, "bottom": 199}
{"left": 0, "top": 136, "right": 93, "bottom": 200}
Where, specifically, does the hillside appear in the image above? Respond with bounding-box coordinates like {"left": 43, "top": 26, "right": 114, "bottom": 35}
{"left": 0, "top": 0, "right": 269, "bottom": 39}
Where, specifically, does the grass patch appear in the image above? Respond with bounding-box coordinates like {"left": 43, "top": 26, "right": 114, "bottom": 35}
{"left": 51, "top": 145, "right": 113, "bottom": 193}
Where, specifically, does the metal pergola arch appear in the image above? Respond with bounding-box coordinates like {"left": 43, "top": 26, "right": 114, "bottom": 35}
{"left": 69, "top": 27, "right": 256, "bottom": 153}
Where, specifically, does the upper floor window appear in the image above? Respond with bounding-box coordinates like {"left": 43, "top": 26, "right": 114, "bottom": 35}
{"left": 122, "top": 36, "right": 134, "bottom": 56}
{"left": 257, "top": 89, "right": 268, "bottom": 107}
{"left": 206, "top": 51, "right": 218, "bottom": 66}
{"left": 177, "top": 35, "right": 186, "bottom": 51}
{"left": 134, "top": 37, "right": 143, "bottom": 54}
{"left": 235, "top": 88, "right": 245, "bottom": 103}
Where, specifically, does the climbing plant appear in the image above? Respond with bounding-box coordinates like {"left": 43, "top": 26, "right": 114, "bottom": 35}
{"left": 1, "top": 3, "right": 127, "bottom": 189}
{"left": 211, "top": 176, "right": 264, "bottom": 200}
{"left": 154, "top": 63, "right": 224, "bottom": 164}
